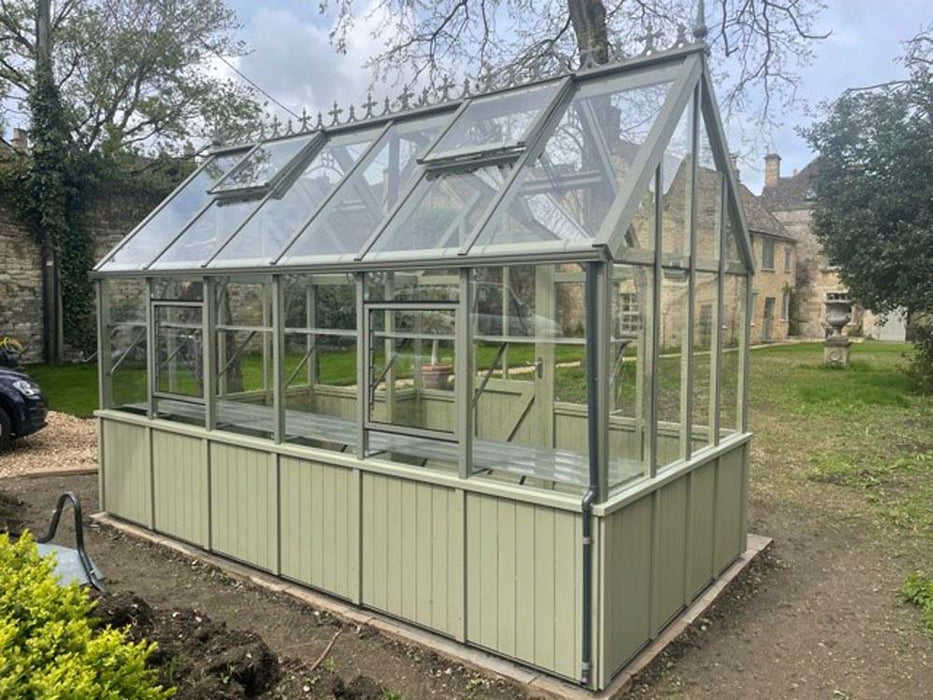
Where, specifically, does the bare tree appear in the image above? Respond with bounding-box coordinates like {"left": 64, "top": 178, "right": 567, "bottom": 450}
{"left": 323, "top": 0, "right": 828, "bottom": 138}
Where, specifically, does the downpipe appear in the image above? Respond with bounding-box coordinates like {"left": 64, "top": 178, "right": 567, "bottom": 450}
{"left": 580, "top": 262, "right": 601, "bottom": 688}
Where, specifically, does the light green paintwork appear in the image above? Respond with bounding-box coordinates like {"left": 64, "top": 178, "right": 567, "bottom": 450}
{"left": 596, "top": 452, "right": 747, "bottom": 687}
{"left": 98, "top": 412, "right": 748, "bottom": 691}
{"left": 210, "top": 443, "right": 278, "bottom": 571}
{"left": 466, "top": 492, "right": 583, "bottom": 680}
{"left": 152, "top": 430, "right": 208, "bottom": 546}
{"left": 279, "top": 457, "right": 359, "bottom": 600}
{"left": 101, "top": 420, "right": 151, "bottom": 527}
{"left": 361, "top": 473, "right": 465, "bottom": 638}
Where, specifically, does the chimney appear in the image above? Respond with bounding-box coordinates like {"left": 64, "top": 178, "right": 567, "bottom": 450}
{"left": 11, "top": 128, "right": 28, "bottom": 153}
{"left": 730, "top": 153, "right": 740, "bottom": 182}
{"left": 764, "top": 152, "right": 781, "bottom": 188}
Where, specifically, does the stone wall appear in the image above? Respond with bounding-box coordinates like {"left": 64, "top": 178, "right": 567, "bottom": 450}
{"left": 748, "top": 233, "right": 796, "bottom": 344}
{"left": 0, "top": 189, "right": 157, "bottom": 363}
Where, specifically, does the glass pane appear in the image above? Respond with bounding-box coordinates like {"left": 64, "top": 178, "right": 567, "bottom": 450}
{"left": 214, "top": 135, "right": 314, "bottom": 193}
{"left": 424, "top": 82, "right": 562, "bottom": 161}
{"left": 660, "top": 105, "right": 692, "bottom": 267}
{"left": 282, "top": 274, "right": 357, "bottom": 451}
{"left": 725, "top": 209, "right": 746, "bottom": 272}
{"left": 365, "top": 163, "right": 509, "bottom": 259}
{"left": 155, "top": 305, "right": 203, "bottom": 398}
{"left": 696, "top": 114, "right": 723, "bottom": 270}
{"left": 658, "top": 267, "right": 688, "bottom": 467}
{"left": 214, "top": 278, "right": 275, "bottom": 439}
{"left": 278, "top": 117, "right": 449, "bottom": 264}
{"left": 609, "top": 263, "right": 653, "bottom": 489}
{"left": 720, "top": 275, "right": 746, "bottom": 437}
{"left": 150, "top": 196, "right": 262, "bottom": 270}
{"left": 151, "top": 278, "right": 203, "bottom": 301}
{"left": 369, "top": 307, "right": 457, "bottom": 434}
{"left": 212, "top": 130, "right": 380, "bottom": 267}
{"left": 691, "top": 271, "right": 718, "bottom": 451}
{"left": 471, "top": 264, "right": 586, "bottom": 494}
{"left": 365, "top": 269, "right": 459, "bottom": 303}
{"left": 469, "top": 74, "right": 674, "bottom": 255}
{"left": 104, "top": 279, "right": 148, "bottom": 412}
{"left": 101, "top": 152, "right": 245, "bottom": 270}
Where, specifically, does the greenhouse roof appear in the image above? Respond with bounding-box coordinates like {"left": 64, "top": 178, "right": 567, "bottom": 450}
{"left": 95, "top": 43, "right": 754, "bottom": 277}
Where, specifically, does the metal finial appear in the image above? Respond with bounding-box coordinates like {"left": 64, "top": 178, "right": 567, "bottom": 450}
{"left": 315, "top": 111, "right": 324, "bottom": 130}
{"left": 382, "top": 97, "right": 391, "bottom": 116}
{"left": 693, "top": 0, "right": 708, "bottom": 42}
{"left": 461, "top": 77, "right": 471, "bottom": 97}
{"left": 398, "top": 85, "right": 414, "bottom": 110}
{"left": 439, "top": 76, "right": 454, "bottom": 101}
{"left": 299, "top": 108, "right": 310, "bottom": 131}
{"left": 362, "top": 93, "right": 377, "bottom": 118}
{"left": 635, "top": 25, "right": 663, "bottom": 55}
{"left": 348, "top": 104, "right": 357, "bottom": 122}
{"left": 270, "top": 115, "right": 280, "bottom": 136}
{"left": 675, "top": 23, "right": 688, "bottom": 47}
{"left": 418, "top": 87, "right": 430, "bottom": 106}
{"left": 479, "top": 63, "right": 495, "bottom": 92}
{"left": 328, "top": 101, "right": 343, "bottom": 125}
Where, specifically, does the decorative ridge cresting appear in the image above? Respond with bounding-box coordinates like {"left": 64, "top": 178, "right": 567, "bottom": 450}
{"left": 226, "top": 26, "right": 708, "bottom": 147}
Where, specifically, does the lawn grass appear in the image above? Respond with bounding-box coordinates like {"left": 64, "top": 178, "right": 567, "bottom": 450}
{"left": 24, "top": 363, "right": 100, "bottom": 418}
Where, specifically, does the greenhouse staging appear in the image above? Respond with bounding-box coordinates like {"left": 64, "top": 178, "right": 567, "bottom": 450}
{"left": 92, "top": 29, "right": 755, "bottom": 692}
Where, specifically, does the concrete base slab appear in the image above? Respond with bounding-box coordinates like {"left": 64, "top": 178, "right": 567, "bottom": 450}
{"left": 91, "top": 512, "right": 771, "bottom": 699}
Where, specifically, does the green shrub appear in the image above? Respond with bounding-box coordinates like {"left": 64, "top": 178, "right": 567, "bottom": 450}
{"left": 0, "top": 532, "right": 173, "bottom": 699}
{"left": 901, "top": 572, "right": 933, "bottom": 634}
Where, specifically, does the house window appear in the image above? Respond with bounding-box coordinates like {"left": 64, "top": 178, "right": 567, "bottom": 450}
{"left": 781, "top": 289, "right": 790, "bottom": 321}
{"left": 618, "top": 292, "right": 641, "bottom": 334}
{"left": 784, "top": 247, "right": 792, "bottom": 273}
{"left": 761, "top": 238, "right": 775, "bottom": 271}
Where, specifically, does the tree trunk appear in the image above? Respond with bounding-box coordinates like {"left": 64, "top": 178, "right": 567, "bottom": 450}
{"left": 567, "top": 0, "right": 610, "bottom": 64}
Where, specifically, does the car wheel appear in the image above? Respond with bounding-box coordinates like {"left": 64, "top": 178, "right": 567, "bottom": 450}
{"left": 0, "top": 406, "right": 11, "bottom": 452}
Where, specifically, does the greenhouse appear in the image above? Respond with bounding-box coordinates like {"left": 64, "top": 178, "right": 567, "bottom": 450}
{"left": 92, "top": 40, "right": 753, "bottom": 691}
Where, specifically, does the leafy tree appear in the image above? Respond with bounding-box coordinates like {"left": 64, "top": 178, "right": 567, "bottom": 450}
{"left": 323, "top": 0, "right": 828, "bottom": 137}
{"left": 803, "top": 26, "right": 933, "bottom": 389}
{"left": 0, "top": 0, "right": 262, "bottom": 155}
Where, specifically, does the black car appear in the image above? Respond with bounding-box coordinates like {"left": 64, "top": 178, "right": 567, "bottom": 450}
{"left": 0, "top": 367, "right": 48, "bottom": 450}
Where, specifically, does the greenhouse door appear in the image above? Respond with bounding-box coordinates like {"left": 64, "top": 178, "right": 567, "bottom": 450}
{"left": 364, "top": 301, "right": 459, "bottom": 442}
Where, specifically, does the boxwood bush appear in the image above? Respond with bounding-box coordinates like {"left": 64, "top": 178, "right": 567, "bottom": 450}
{"left": 0, "top": 532, "right": 173, "bottom": 699}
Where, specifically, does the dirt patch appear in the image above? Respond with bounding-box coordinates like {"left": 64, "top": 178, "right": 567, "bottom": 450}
{"left": 0, "top": 491, "right": 25, "bottom": 533}
{"left": 0, "top": 411, "right": 97, "bottom": 478}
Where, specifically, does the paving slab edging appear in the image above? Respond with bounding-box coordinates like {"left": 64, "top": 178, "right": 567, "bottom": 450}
{"left": 91, "top": 512, "right": 771, "bottom": 700}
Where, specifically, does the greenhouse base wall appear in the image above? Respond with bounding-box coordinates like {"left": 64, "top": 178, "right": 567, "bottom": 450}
{"left": 96, "top": 410, "right": 749, "bottom": 691}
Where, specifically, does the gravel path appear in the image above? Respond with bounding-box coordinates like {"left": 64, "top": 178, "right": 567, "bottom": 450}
{"left": 0, "top": 411, "right": 97, "bottom": 478}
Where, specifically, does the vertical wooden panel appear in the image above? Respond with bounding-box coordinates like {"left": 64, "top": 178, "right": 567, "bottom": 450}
{"left": 152, "top": 430, "right": 208, "bottom": 546}
{"left": 101, "top": 419, "right": 151, "bottom": 526}
{"left": 688, "top": 460, "right": 716, "bottom": 596}
{"left": 656, "top": 478, "right": 688, "bottom": 630}
{"left": 714, "top": 447, "right": 744, "bottom": 572}
{"left": 361, "top": 473, "right": 464, "bottom": 638}
{"left": 278, "top": 457, "right": 357, "bottom": 599}
{"left": 464, "top": 493, "right": 582, "bottom": 681}
{"left": 601, "top": 495, "right": 652, "bottom": 675}
{"left": 209, "top": 443, "right": 277, "bottom": 571}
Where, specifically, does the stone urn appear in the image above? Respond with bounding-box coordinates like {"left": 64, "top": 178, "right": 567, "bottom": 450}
{"left": 824, "top": 299, "right": 852, "bottom": 338}
{"left": 823, "top": 299, "right": 853, "bottom": 367}
{"left": 421, "top": 363, "right": 453, "bottom": 389}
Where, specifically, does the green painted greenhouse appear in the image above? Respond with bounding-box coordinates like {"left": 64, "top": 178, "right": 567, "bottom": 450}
{"left": 92, "top": 36, "right": 753, "bottom": 691}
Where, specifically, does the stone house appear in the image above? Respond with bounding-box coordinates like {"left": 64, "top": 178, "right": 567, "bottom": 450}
{"left": 759, "top": 153, "right": 908, "bottom": 340}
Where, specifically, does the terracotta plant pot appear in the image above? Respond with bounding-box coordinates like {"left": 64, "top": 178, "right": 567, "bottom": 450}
{"left": 421, "top": 364, "right": 453, "bottom": 389}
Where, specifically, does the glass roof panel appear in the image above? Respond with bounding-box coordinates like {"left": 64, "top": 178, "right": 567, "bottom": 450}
{"left": 468, "top": 72, "right": 674, "bottom": 256}
{"left": 98, "top": 151, "right": 245, "bottom": 271}
{"left": 213, "top": 134, "right": 314, "bottom": 193}
{"left": 149, "top": 196, "right": 262, "bottom": 270}
{"left": 421, "top": 81, "right": 563, "bottom": 163}
{"left": 209, "top": 129, "right": 381, "bottom": 267}
{"left": 695, "top": 108, "right": 724, "bottom": 270}
{"left": 364, "top": 163, "right": 510, "bottom": 260}
{"left": 276, "top": 114, "right": 450, "bottom": 265}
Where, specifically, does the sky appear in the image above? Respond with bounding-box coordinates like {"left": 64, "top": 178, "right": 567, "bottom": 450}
{"left": 225, "top": 0, "right": 931, "bottom": 193}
